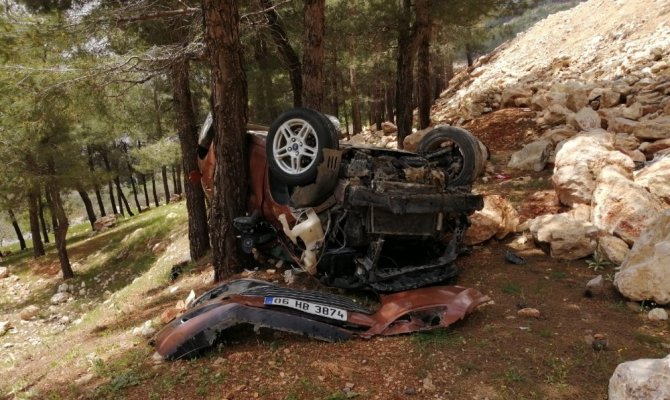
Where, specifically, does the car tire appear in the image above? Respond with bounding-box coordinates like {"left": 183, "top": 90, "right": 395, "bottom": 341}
{"left": 267, "top": 108, "right": 339, "bottom": 186}
{"left": 417, "top": 126, "right": 487, "bottom": 187}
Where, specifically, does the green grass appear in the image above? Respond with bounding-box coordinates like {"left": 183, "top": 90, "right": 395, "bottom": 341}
{"left": 502, "top": 282, "right": 522, "bottom": 295}
{"left": 412, "top": 329, "right": 463, "bottom": 349}
{"left": 544, "top": 357, "right": 571, "bottom": 387}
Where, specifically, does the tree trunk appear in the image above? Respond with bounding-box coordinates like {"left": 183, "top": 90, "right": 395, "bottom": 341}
{"left": 260, "top": 0, "right": 302, "bottom": 107}
{"left": 7, "top": 209, "right": 26, "bottom": 251}
{"left": 28, "top": 190, "right": 45, "bottom": 257}
{"left": 350, "top": 67, "right": 362, "bottom": 135}
{"left": 151, "top": 173, "right": 160, "bottom": 207}
{"left": 169, "top": 58, "right": 211, "bottom": 260}
{"left": 395, "top": 0, "right": 429, "bottom": 149}
{"left": 38, "top": 195, "right": 49, "bottom": 244}
{"left": 162, "top": 166, "right": 171, "bottom": 204}
{"left": 343, "top": 106, "right": 350, "bottom": 139}
{"left": 76, "top": 187, "right": 97, "bottom": 230}
{"left": 175, "top": 164, "right": 183, "bottom": 195}
{"left": 115, "top": 178, "right": 134, "bottom": 216}
{"left": 465, "top": 43, "right": 474, "bottom": 67}
{"left": 417, "top": 17, "right": 432, "bottom": 130}
{"left": 101, "top": 151, "right": 119, "bottom": 215}
{"left": 141, "top": 174, "right": 150, "bottom": 209}
{"left": 202, "top": 0, "right": 249, "bottom": 281}
{"left": 374, "top": 86, "right": 383, "bottom": 131}
{"left": 129, "top": 173, "right": 142, "bottom": 213}
{"left": 301, "top": 0, "right": 325, "bottom": 110}
{"left": 385, "top": 84, "right": 395, "bottom": 123}
{"left": 46, "top": 183, "right": 73, "bottom": 279}
{"left": 87, "top": 146, "right": 106, "bottom": 217}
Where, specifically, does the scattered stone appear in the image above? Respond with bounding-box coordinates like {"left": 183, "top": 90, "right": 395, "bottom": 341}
{"left": 20, "top": 305, "right": 40, "bottom": 320}
{"left": 0, "top": 321, "right": 11, "bottom": 336}
{"left": 633, "top": 116, "right": 670, "bottom": 140}
{"left": 0, "top": 267, "right": 9, "bottom": 279}
{"left": 609, "top": 354, "right": 670, "bottom": 400}
{"left": 94, "top": 215, "right": 117, "bottom": 231}
{"left": 635, "top": 155, "right": 670, "bottom": 204}
{"left": 133, "top": 320, "right": 156, "bottom": 338}
{"left": 527, "top": 213, "right": 598, "bottom": 260}
{"left": 648, "top": 308, "right": 668, "bottom": 321}
{"left": 403, "top": 387, "right": 417, "bottom": 396}
{"left": 505, "top": 250, "right": 526, "bottom": 265}
{"left": 74, "top": 373, "right": 95, "bottom": 385}
{"left": 643, "top": 138, "right": 670, "bottom": 156}
{"left": 160, "top": 308, "right": 180, "bottom": 324}
{"left": 464, "top": 195, "right": 519, "bottom": 245}
{"left": 614, "top": 211, "right": 670, "bottom": 304}
{"left": 517, "top": 308, "right": 541, "bottom": 318}
{"left": 422, "top": 374, "right": 436, "bottom": 392}
{"left": 381, "top": 121, "right": 397, "bottom": 135}
{"left": 184, "top": 290, "right": 196, "bottom": 308}
{"left": 572, "top": 107, "right": 601, "bottom": 131}
{"left": 507, "top": 140, "right": 552, "bottom": 171}
{"left": 592, "top": 333, "right": 608, "bottom": 351}
{"left": 50, "top": 292, "right": 70, "bottom": 305}
{"left": 402, "top": 127, "right": 431, "bottom": 152}
{"left": 597, "top": 236, "right": 630, "bottom": 266}
{"left": 587, "top": 275, "right": 605, "bottom": 291}
{"left": 283, "top": 269, "right": 297, "bottom": 285}
{"left": 57, "top": 283, "right": 70, "bottom": 293}
{"left": 266, "top": 269, "right": 276, "bottom": 274}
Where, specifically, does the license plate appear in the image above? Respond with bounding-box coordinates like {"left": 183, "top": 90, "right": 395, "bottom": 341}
{"left": 263, "top": 297, "right": 348, "bottom": 321}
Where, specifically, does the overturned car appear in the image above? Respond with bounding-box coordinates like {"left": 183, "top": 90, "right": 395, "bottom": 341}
{"left": 153, "top": 279, "right": 489, "bottom": 360}
{"left": 195, "top": 108, "right": 487, "bottom": 292}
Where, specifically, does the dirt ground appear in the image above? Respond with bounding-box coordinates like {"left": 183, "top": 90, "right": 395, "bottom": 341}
{"left": 1, "top": 109, "right": 669, "bottom": 400}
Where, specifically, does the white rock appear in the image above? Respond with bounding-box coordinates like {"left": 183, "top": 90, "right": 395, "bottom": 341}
{"left": 464, "top": 195, "right": 519, "bottom": 245}
{"left": 598, "top": 235, "right": 630, "bottom": 266}
{"left": 402, "top": 127, "right": 431, "bottom": 152}
{"left": 166, "top": 213, "right": 178, "bottom": 220}
{"left": 20, "top": 305, "right": 40, "bottom": 320}
{"left": 586, "top": 275, "right": 604, "bottom": 291}
{"left": 0, "top": 321, "right": 11, "bottom": 336}
{"left": 135, "top": 320, "right": 156, "bottom": 338}
{"left": 123, "top": 228, "right": 146, "bottom": 243}
{"left": 552, "top": 133, "right": 634, "bottom": 206}
{"left": 507, "top": 140, "right": 552, "bottom": 171}
{"left": 572, "top": 107, "right": 601, "bottom": 131}
{"left": 614, "top": 211, "right": 670, "bottom": 304}
{"left": 527, "top": 213, "right": 598, "bottom": 260}
{"left": 635, "top": 155, "right": 670, "bottom": 204}
{"left": 94, "top": 215, "right": 117, "bottom": 232}
{"left": 609, "top": 354, "right": 670, "bottom": 400}
{"left": 648, "top": 308, "right": 668, "bottom": 321}
{"left": 57, "top": 283, "right": 69, "bottom": 293}
{"left": 634, "top": 116, "right": 670, "bottom": 140}
{"left": 50, "top": 292, "right": 71, "bottom": 305}
{"left": 0, "top": 267, "right": 9, "bottom": 279}
{"left": 184, "top": 290, "right": 196, "bottom": 308}
{"left": 284, "top": 269, "right": 297, "bottom": 285}
{"left": 592, "top": 166, "right": 665, "bottom": 245}
{"left": 381, "top": 121, "right": 397, "bottom": 135}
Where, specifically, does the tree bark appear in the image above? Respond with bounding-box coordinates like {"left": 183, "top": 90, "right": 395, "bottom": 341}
{"left": 175, "top": 164, "right": 183, "bottom": 195}
{"left": 7, "top": 209, "right": 26, "bottom": 251}
{"left": 301, "top": 0, "right": 325, "bottom": 110}
{"left": 28, "top": 190, "right": 45, "bottom": 257}
{"left": 162, "top": 165, "right": 171, "bottom": 204}
{"left": 202, "top": 0, "right": 249, "bottom": 281}
{"left": 385, "top": 84, "right": 395, "bottom": 124}
{"left": 151, "top": 173, "right": 160, "bottom": 207}
{"left": 417, "top": 16, "right": 432, "bottom": 130}
{"left": 260, "top": 0, "right": 302, "bottom": 107}
{"left": 395, "top": 0, "right": 430, "bottom": 148}
{"left": 169, "top": 58, "right": 211, "bottom": 260}
{"left": 76, "top": 187, "right": 97, "bottom": 230}
{"left": 87, "top": 146, "right": 106, "bottom": 217}
{"left": 141, "top": 174, "right": 150, "bottom": 209}
{"left": 46, "top": 183, "right": 73, "bottom": 279}
{"left": 38, "top": 195, "right": 49, "bottom": 244}
{"left": 129, "top": 173, "right": 142, "bottom": 213}
{"left": 115, "top": 178, "right": 134, "bottom": 216}
{"left": 350, "top": 67, "right": 362, "bottom": 135}
{"left": 101, "top": 151, "right": 119, "bottom": 215}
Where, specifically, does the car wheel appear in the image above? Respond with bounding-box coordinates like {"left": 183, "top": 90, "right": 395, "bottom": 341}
{"left": 267, "top": 108, "right": 339, "bottom": 186}
{"left": 417, "top": 126, "right": 487, "bottom": 187}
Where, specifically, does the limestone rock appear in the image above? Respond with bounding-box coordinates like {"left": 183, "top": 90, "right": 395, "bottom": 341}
{"left": 50, "top": 292, "right": 71, "bottom": 305}
{"left": 541, "top": 126, "right": 578, "bottom": 145}
{"left": 20, "top": 305, "right": 40, "bottom": 320}
{"left": 552, "top": 133, "right": 634, "bottom": 206}
{"left": 592, "top": 166, "right": 666, "bottom": 244}
{"left": 609, "top": 354, "right": 670, "bottom": 400}
{"left": 543, "top": 104, "right": 573, "bottom": 126}
{"left": 614, "top": 211, "right": 670, "bottom": 304}
{"left": 94, "top": 215, "right": 117, "bottom": 232}
{"left": 501, "top": 86, "right": 533, "bottom": 108}
{"left": 613, "top": 132, "right": 640, "bottom": 151}
{"left": 589, "top": 88, "right": 621, "bottom": 109}
{"left": 586, "top": 275, "right": 605, "bottom": 291}
{"left": 648, "top": 308, "right": 668, "bottom": 321}
{"left": 0, "top": 321, "right": 11, "bottom": 336}
{"left": 634, "top": 116, "right": 670, "bottom": 140}
{"left": 0, "top": 267, "right": 9, "bottom": 279}
{"left": 381, "top": 122, "right": 397, "bottom": 135}
{"left": 635, "top": 155, "right": 670, "bottom": 203}
{"left": 507, "top": 140, "right": 552, "bottom": 171}
{"left": 622, "top": 102, "right": 643, "bottom": 120}
{"left": 572, "top": 107, "right": 601, "bottom": 131}
{"left": 464, "top": 195, "right": 519, "bottom": 245}
{"left": 607, "top": 117, "right": 639, "bottom": 135}
{"left": 527, "top": 213, "right": 598, "bottom": 260}
{"left": 643, "top": 138, "right": 670, "bottom": 157}
{"left": 402, "top": 127, "right": 432, "bottom": 152}
{"left": 517, "top": 308, "right": 541, "bottom": 318}
{"left": 598, "top": 235, "right": 630, "bottom": 266}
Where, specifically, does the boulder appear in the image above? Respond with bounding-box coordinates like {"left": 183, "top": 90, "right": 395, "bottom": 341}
{"left": 381, "top": 122, "right": 397, "bottom": 135}
{"left": 592, "top": 166, "right": 666, "bottom": 245}
{"left": 597, "top": 235, "right": 630, "bottom": 265}
{"left": 507, "top": 140, "right": 552, "bottom": 171}
{"left": 541, "top": 126, "right": 578, "bottom": 145}
{"left": 609, "top": 354, "right": 670, "bottom": 400}
{"left": 635, "top": 155, "right": 670, "bottom": 203}
{"left": 614, "top": 211, "right": 670, "bottom": 304}
{"left": 643, "top": 138, "right": 670, "bottom": 157}
{"left": 571, "top": 107, "right": 601, "bottom": 131}
{"left": 94, "top": 215, "right": 117, "bottom": 232}
{"left": 622, "top": 102, "right": 643, "bottom": 120}
{"left": 613, "top": 132, "right": 640, "bottom": 151}
{"left": 0, "top": 267, "right": 9, "bottom": 279}
{"left": 607, "top": 117, "right": 639, "bottom": 134}
{"left": 552, "top": 133, "right": 634, "bottom": 206}
{"left": 501, "top": 86, "right": 533, "bottom": 108}
{"left": 527, "top": 213, "right": 598, "bottom": 260}
{"left": 464, "top": 195, "right": 519, "bottom": 245}
{"left": 648, "top": 308, "right": 668, "bottom": 321}
{"left": 0, "top": 321, "right": 11, "bottom": 336}
{"left": 543, "top": 104, "right": 573, "bottom": 126}
{"left": 633, "top": 116, "right": 670, "bottom": 140}
{"left": 402, "top": 127, "right": 432, "bottom": 152}
{"left": 20, "top": 305, "right": 40, "bottom": 320}
{"left": 589, "top": 88, "right": 622, "bottom": 109}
